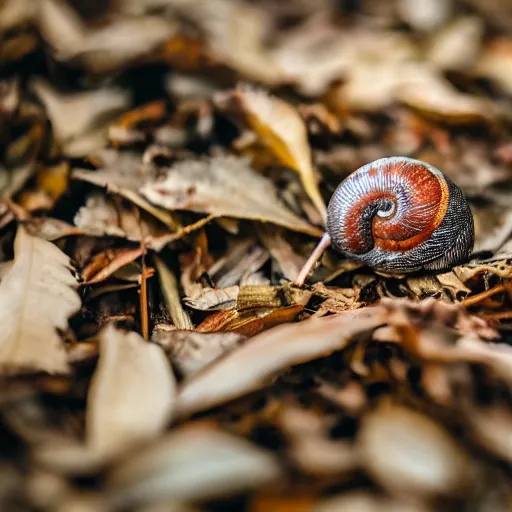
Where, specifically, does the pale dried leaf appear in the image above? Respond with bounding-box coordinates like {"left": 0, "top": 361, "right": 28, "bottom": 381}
{"left": 140, "top": 155, "right": 322, "bottom": 237}
{"left": 31, "top": 79, "right": 130, "bottom": 149}
{"left": 184, "top": 286, "right": 239, "bottom": 311}
{"left": 290, "top": 436, "right": 356, "bottom": 476}
{"left": 0, "top": 227, "right": 81, "bottom": 374}
{"left": 212, "top": 245, "right": 269, "bottom": 289}
{"left": 466, "top": 407, "right": 512, "bottom": 464}
{"left": 74, "top": 193, "right": 126, "bottom": 238}
{"left": 315, "top": 492, "right": 431, "bottom": 512}
{"left": 87, "top": 325, "right": 176, "bottom": 457}
{"left": 24, "top": 217, "right": 84, "bottom": 241}
{"left": 180, "top": 0, "right": 282, "bottom": 85}
{"left": 358, "top": 405, "right": 473, "bottom": 499}
{"left": 435, "top": 271, "right": 471, "bottom": 298}
{"left": 152, "top": 327, "right": 246, "bottom": 377}
{"left": 38, "top": 0, "right": 85, "bottom": 57}
{"left": 234, "top": 86, "right": 327, "bottom": 222}
{"left": 176, "top": 306, "right": 387, "bottom": 418}
{"left": 477, "top": 39, "right": 512, "bottom": 95}
{"left": 273, "top": 22, "right": 417, "bottom": 96}
{"left": 0, "top": 0, "right": 37, "bottom": 32}
{"left": 39, "top": 0, "right": 176, "bottom": 72}
{"left": 75, "top": 16, "right": 177, "bottom": 73}
{"left": 108, "top": 426, "right": 282, "bottom": 507}
{"left": 427, "top": 16, "right": 484, "bottom": 70}
{"left": 155, "top": 256, "right": 193, "bottom": 330}
{"left": 72, "top": 150, "right": 178, "bottom": 230}
{"left": 396, "top": 65, "right": 497, "bottom": 123}
{"left": 398, "top": 0, "right": 453, "bottom": 31}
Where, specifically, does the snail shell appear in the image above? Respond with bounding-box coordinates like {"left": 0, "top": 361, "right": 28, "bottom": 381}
{"left": 326, "top": 157, "right": 474, "bottom": 272}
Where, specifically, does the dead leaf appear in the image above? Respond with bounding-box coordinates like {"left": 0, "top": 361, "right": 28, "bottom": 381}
{"left": 398, "top": 0, "right": 453, "bottom": 31}
{"left": 315, "top": 491, "right": 431, "bottom": 512}
{"left": 39, "top": 0, "right": 177, "bottom": 73}
{"left": 140, "top": 155, "right": 322, "bottom": 237}
{"left": 83, "top": 247, "right": 143, "bottom": 284}
{"left": 154, "top": 256, "right": 193, "bottom": 330}
{"left": 477, "top": 38, "right": 512, "bottom": 95}
{"left": 465, "top": 406, "right": 512, "bottom": 464}
{"left": 358, "top": 404, "right": 474, "bottom": 499}
{"left": 0, "top": 227, "right": 81, "bottom": 374}
{"left": 152, "top": 327, "right": 246, "bottom": 378}
{"left": 232, "top": 86, "right": 327, "bottom": 222}
{"left": 176, "top": 306, "right": 387, "bottom": 418}
{"left": 184, "top": 286, "right": 239, "bottom": 311}
{"left": 257, "top": 225, "right": 308, "bottom": 282}
{"left": 87, "top": 325, "right": 176, "bottom": 458}
{"left": 427, "top": 16, "right": 484, "bottom": 71}
{"left": 72, "top": 150, "right": 178, "bottom": 230}
{"left": 176, "top": 0, "right": 282, "bottom": 85}
{"left": 396, "top": 65, "right": 498, "bottom": 124}
{"left": 107, "top": 426, "right": 282, "bottom": 508}
{"left": 30, "top": 79, "right": 131, "bottom": 156}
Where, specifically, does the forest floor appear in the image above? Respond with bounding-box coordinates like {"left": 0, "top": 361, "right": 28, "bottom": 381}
{"left": 1, "top": 1, "right": 512, "bottom": 511}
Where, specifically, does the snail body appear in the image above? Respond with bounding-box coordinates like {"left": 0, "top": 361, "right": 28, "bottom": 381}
{"left": 295, "top": 157, "right": 474, "bottom": 285}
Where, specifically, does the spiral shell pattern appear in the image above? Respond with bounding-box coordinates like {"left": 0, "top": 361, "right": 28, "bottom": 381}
{"left": 326, "top": 157, "right": 474, "bottom": 272}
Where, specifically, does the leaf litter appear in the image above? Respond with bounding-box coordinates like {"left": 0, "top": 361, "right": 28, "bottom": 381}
{"left": 1, "top": 0, "right": 512, "bottom": 511}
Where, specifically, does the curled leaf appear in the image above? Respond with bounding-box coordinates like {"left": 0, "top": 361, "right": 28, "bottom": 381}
{"left": 233, "top": 86, "right": 327, "bottom": 222}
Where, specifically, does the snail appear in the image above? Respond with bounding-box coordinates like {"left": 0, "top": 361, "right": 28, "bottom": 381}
{"left": 294, "top": 157, "right": 474, "bottom": 286}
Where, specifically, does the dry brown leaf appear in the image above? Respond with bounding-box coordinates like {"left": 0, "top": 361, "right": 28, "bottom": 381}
{"left": 72, "top": 150, "right": 178, "bottom": 230}
{"left": 454, "top": 260, "right": 512, "bottom": 282}
{"left": 74, "top": 193, "right": 127, "bottom": 238}
{"left": 38, "top": 0, "right": 85, "bottom": 57}
{"left": 154, "top": 256, "right": 193, "bottom": 330}
{"left": 87, "top": 325, "right": 176, "bottom": 458}
{"left": 236, "top": 285, "right": 312, "bottom": 310}
{"left": 83, "top": 247, "right": 143, "bottom": 285}
{"left": 107, "top": 426, "right": 282, "bottom": 508}
{"left": 208, "top": 242, "right": 269, "bottom": 289}
{"left": 24, "top": 217, "right": 84, "bottom": 241}
{"left": 233, "top": 86, "right": 327, "bottom": 222}
{"left": 39, "top": 0, "right": 177, "bottom": 73}
{"left": 290, "top": 436, "right": 356, "bottom": 476}
{"left": 184, "top": 286, "right": 239, "bottom": 311}
{"left": 257, "top": 225, "right": 309, "bottom": 282}
{"left": 477, "top": 39, "right": 512, "bottom": 95}
{"left": 30, "top": 79, "right": 131, "bottom": 156}
{"left": 0, "top": 227, "right": 81, "bottom": 375}
{"left": 206, "top": 304, "right": 305, "bottom": 337}
{"left": 398, "top": 0, "right": 453, "bottom": 31}
{"left": 176, "top": 306, "right": 387, "bottom": 418}
{"left": 358, "top": 404, "right": 474, "bottom": 499}
{"left": 465, "top": 407, "right": 512, "bottom": 464}
{"left": 427, "top": 16, "right": 484, "bottom": 71}
{"left": 273, "top": 20, "right": 417, "bottom": 96}
{"left": 328, "top": 61, "right": 497, "bottom": 122}
{"left": 152, "top": 327, "right": 246, "bottom": 378}
{"left": 396, "top": 65, "right": 497, "bottom": 123}
{"left": 141, "top": 155, "right": 322, "bottom": 237}
{"left": 207, "top": 237, "right": 265, "bottom": 288}
{"left": 34, "top": 325, "right": 177, "bottom": 473}
{"left": 177, "top": 0, "right": 282, "bottom": 85}
{"left": 315, "top": 491, "right": 432, "bottom": 512}
{"left": 0, "top": 0, "right": 37, "bottom": 32}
